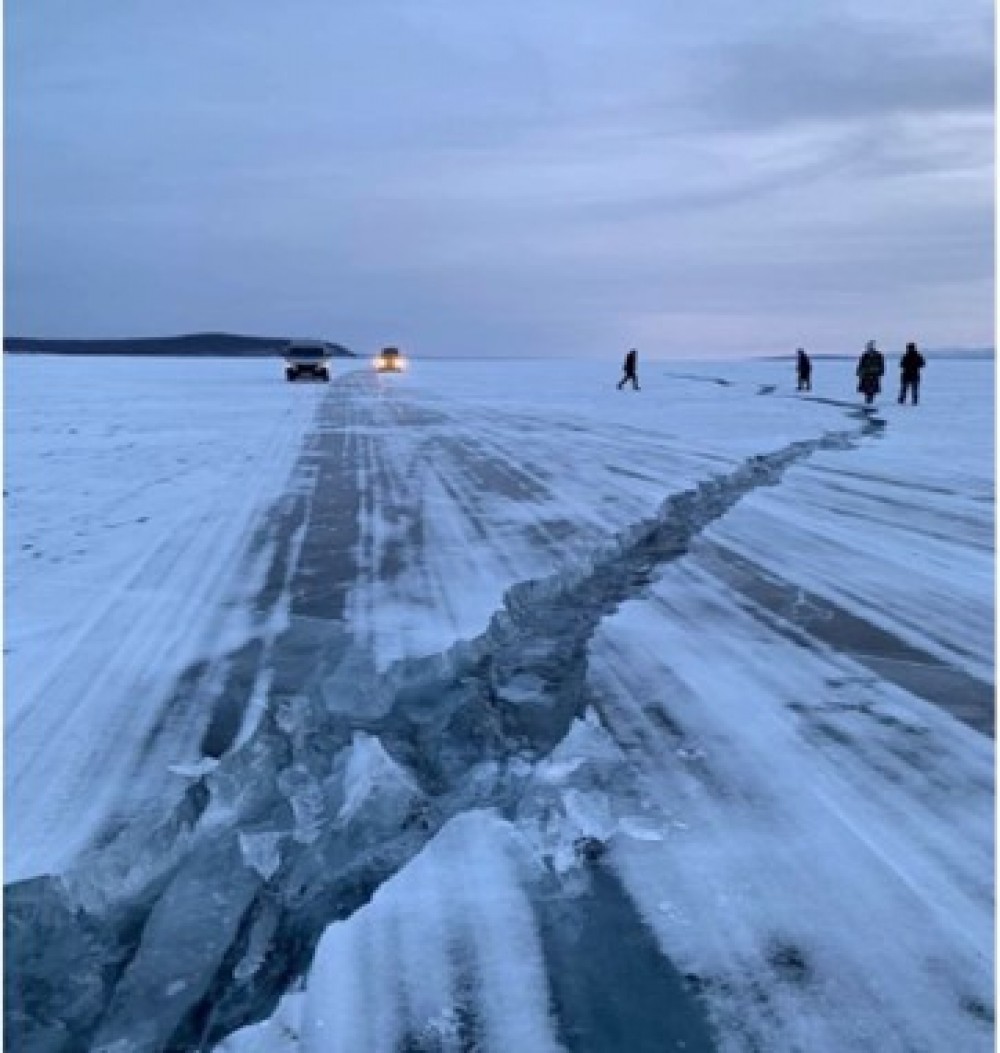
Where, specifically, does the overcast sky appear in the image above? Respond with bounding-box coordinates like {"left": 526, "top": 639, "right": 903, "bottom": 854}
{"left": 4, "top": 0, "right": 994, "bottom": 357}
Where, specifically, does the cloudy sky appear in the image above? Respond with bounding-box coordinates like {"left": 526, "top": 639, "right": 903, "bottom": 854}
{"left": 4, "top": 0, "right": 994, "bottom": 357}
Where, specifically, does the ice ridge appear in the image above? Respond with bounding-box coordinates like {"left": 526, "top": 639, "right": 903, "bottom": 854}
{"left": 5, "top": 425, "right": 863, "bottom": 1053}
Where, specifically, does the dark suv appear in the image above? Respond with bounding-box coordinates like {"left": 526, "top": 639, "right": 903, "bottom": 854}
{"left": 284, "top": 340, "right": 331, "bottom": 382}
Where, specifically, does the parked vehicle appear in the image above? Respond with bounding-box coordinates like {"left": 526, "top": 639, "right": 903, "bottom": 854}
{"left": 284, "top": 340, "right": 332, "bottom": 382}
{"left": 374, "top": 347, "right": 406, "bottom": 372}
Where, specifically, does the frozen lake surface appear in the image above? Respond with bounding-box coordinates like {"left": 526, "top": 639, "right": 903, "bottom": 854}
{"left": 5, "top": 354, "right": 994, "bottom": 1052}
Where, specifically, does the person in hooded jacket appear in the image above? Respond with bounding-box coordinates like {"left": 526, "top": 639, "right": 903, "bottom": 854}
{"left": 856, "top": 340, "right": 885, "bottom": 405}
{"left": 898, "top": 342, "right": 926, "bottom": 405}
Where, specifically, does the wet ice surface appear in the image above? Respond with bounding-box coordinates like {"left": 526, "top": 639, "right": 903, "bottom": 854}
{"left": 5, "top": 355, "right": 994, "bottom": 1052}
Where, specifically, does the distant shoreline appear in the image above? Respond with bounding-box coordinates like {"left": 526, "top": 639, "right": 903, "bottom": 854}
{"left": 3, "top": 336, "right": 991, "bottom": 361}
{"left": 3, "top": 333, "right": 355, "bottom": 358}
{"left": 759, "top": 349, "right": 994, "bottom": 362}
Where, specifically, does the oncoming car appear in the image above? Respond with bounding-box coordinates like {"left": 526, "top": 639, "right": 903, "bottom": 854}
{"left": 374, "top": 346, "right": 407, "bottom": 372}
{"left": 283, "top": 340, "right": 332, "bottom": 382}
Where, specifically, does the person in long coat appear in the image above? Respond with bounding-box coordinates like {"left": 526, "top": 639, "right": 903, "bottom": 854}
{"left": 856, "top": 340, "right": 885, "bottom": 405}
{"left": 796, "top": 348, "right": 812, "bottom": 391}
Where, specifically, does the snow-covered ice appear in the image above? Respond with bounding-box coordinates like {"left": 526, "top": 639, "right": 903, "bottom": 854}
{"left": 5, "top": 353, "right": 994, "bottom": 1052}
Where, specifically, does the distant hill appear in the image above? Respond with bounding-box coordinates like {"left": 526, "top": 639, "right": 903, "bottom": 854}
{"left": 3, "top": 333, "right": 355, "bottom": 358}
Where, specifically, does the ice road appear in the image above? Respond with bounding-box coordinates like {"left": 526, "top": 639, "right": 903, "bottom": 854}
{"left": 5, "top": 354, "right": 994, "bottom": 1053}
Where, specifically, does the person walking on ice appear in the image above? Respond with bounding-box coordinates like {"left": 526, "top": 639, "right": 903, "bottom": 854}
{"left": 856, "top": 339, "right": 885, "bottom": 405}
{"left": 898, "top": 342, "right": 926, "bottom": 405}
{"left": 617, "top": 348, "right": 640, "bottom": 390}
{"left": 796, "top": 348, "right": 812, "bottom": 391}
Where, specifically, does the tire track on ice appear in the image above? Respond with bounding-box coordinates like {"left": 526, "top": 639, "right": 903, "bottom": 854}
{"left": 5, "top": 390, "right": 319, "bottom": 881}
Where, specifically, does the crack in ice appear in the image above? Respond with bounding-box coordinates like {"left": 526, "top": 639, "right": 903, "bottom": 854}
{"left": 6, "top": 424, "right": 866, "bottom": 1053}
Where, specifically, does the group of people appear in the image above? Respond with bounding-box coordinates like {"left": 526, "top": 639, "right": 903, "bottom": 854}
{"left": 616, "top": 343, "right": 927, "bottom": 406}
{"left": 797, "top": 342, "right": 926, "bottom": 405}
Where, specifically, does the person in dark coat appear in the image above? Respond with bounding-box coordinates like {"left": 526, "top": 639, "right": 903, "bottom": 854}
{"left": 617, "top": 348, "right": 640, "bottom": 390}
{"left": 796, "top": 348, "right": 812, "bottom": 391}
{"left": 898, "top": 342, "right": 926, "bottom": 405}
{"left": 856, "top": 340, "right": 885, "bottom": 405}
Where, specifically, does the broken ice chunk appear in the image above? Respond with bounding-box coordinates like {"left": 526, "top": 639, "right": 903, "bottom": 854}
{"left": 337, "top": 731, "right": 425, "bottom": 827}
{"left": 238, "top": 831, "right": 285, "bottom": 881}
